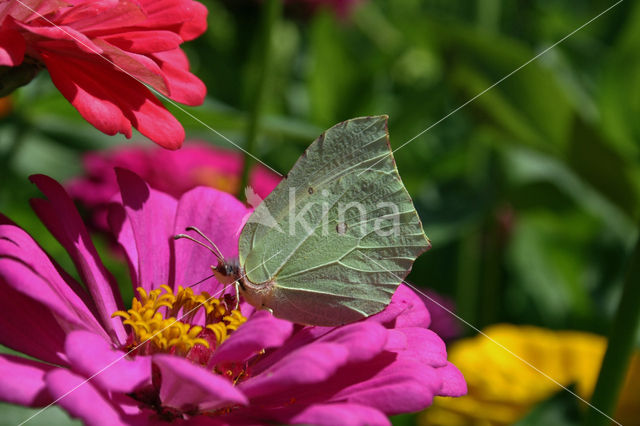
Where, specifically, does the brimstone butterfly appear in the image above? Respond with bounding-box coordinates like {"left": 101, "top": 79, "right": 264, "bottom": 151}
{"left": 179, "top": 115, "right": 430, "bottom": 326}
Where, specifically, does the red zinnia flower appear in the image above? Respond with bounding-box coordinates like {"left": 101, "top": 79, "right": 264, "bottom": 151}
{"left": 0, "top": 0, "right": 208, "bottom": 149}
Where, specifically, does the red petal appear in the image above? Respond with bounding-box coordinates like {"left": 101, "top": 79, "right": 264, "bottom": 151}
{"left": 0, "top": 18, "right": 25, "bottom": 66}
{"left": 42, "top": 50, "right": 184, "bottom": 148}
{"left": 152, "top": 48, "right": 205, "bottom": 105}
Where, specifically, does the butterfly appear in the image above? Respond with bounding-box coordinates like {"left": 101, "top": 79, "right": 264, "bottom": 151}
{"left": 177, "top": 115, "right": 430, "bottom": 326}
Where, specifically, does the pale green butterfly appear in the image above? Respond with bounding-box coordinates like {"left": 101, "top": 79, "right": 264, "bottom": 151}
{"left": 178, "top": 115, "right": 430, "bottom": 326}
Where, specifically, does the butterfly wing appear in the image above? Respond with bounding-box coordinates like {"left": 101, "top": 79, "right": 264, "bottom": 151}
{"left": 238, "top": 115, "right": 430, "bottom": 325}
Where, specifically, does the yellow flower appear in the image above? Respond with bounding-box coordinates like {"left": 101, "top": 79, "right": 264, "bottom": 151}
{"left": 420, "top": 324, "right": 640, "bottom": 426}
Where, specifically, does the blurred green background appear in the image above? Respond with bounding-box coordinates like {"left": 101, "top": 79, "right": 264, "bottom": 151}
{"left": 1, "top": 0, "right": 639, "bottom": 425}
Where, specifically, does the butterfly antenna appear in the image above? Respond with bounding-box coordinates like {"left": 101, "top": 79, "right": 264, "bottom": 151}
{"left": 173, "top": 231, "right": 225, "bottom": 264}
{"left": 187, "top": 273, "right": 215, "bottom": 288}
{"left": 186, "top": 226, "right": 226, "bottom": 262}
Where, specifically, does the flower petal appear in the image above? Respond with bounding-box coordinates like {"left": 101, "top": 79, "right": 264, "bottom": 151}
{"left": 42, "top": 50, "right": 185, "bottom": 149}
{"left": 107, "top": 199, "right": 140, "bottom": 288}
{"left": 102, "top": 30, "right": 182, "bottom": 54}
{"left": 29, "top": 174, "right": 126, "bottom": 344}
{"left": 239, "top": 342, "right": 349, "bottom": 401}
{"left": 0, "top": 224, "right": 107, "bottom": 343}
{"left": 284, "top": 403, "right": 390, "bottom": 426}
{"left": 437, "top": 362, "right": 467, "bottom": 397}
{"left": 94, "top": 39, "right": 169, "bottom": 95}
{"left": 368, "top": 284, "right": 430, "bottom": 329}
{"left": 0, "top": 278, "right": 67, "bottom": 365}
{"left": 136, "top": 0, "right": 208, "bottom": 41}
{"left": 115, "top": 168, "right": 177, "bottom": 290}
{"left": 251, "top": 322, "right": 388, "bottom": 376}
{"left": 315, "top": 322, "right": 389, "bottom": 364}
{"left": 0, "top": 354, "right": 54, "bottom": 407}
{"left": 17, "top": 22, "right": 103, "bottom": 55}
{"left": 45, "top": 369, "right": 129, "bottom": 426}
{"left": 64, "top": 331, "right": 151, "bottom": 394}
{"left": 329, "top": 358, "right": 444, "bottom": 415}
{"left": 57, "top": 0, "right": 147, "bottom": 33}
{"left": 0, "top": 19, "right": 25, "bottom": 66}
{"left": 153, "top": 354, "right": 247, "bottom": 411}
{"left": 151, "top": 49, "right": 205, "bottom": 105}
{"left": 386, "top": 328, "right": 447, "bottom": 367}
{"left": 209, "top": 311, "right": 293, "bottom": 366}
{"left": 42, "top": 49, "right": 132, "bottom": 138}
{"left": 0, "top": 0, "right": 68, "bottom": 23}
{"left": 173, "top": 186, "right": 251, "bottom": 291}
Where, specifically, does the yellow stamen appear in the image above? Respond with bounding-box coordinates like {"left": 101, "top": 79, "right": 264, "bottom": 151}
{"left": 111, "top": 286, "right": 247, "bottom": 356}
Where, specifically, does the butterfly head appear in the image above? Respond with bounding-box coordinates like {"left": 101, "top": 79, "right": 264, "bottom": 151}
{"left": 212, "top": 258, "right": 241, "bottom": 285}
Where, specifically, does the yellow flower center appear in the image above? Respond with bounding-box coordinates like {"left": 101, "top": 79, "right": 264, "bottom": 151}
{"left": 112, "top": 285, "right": 246, "bottom": 358}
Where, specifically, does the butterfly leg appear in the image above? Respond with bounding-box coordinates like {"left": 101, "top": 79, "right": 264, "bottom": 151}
{"left": 234, "top": 281, "right": 240, "bottom": 310}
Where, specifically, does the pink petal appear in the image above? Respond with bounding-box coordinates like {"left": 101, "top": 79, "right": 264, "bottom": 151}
{"left": 252, "top": 322, "right": 388, "bottom": 375}
{"left": 45, "top": 369, "right": 129, "bottom": 426}
{"left": 249, "top": 165, "right": 282, "bottom": 199}
{"left": 437, "top": 362, "right": 467, "bottom": 397}
{"left": 172, "top": 186, "right": 251, "bottom": 292}
{"left": 330, "top": 359, "right": 443, "bottom": 415}
{"left": 315, "top": 322, "right": 389, "bottom": 364}
{"left": 0, "top": 19, "right": 25, "bottom": 66}
{"left": 0, "top": 355, "right": 54, "bottom": 407}
{"left": 115, "top": 168, "right": 177, "bottom": 290}
{"left": 0, "top": 224, "right": 108, "bottom": 342}
{"left": 29, "top": 174, "right": 126, "bottom": 344}
{"left": 107, "top": 201, "right": 140, "bottom": 289}
{"left": 285, "top": 403, "right": 389, "bottom": 426}
{"left": 153, "top": 354, "right": 247, "bottom": 411}
{"left": 0, "top": 278, "right": 67, "bottom": 365}
{"left": 385, "top": 328, "right": 447, "bottom": 367}
{"left": 368, "top": 284, "right": 430, "bottom": 329}
{"left": 239, "top": 343, "right": 350, "bottom": 401}
{"left": 64, "top": 331, "right": 151, "bottom": 393}
{"left": 208, "top": 311, "right": 293, "bottom": 366}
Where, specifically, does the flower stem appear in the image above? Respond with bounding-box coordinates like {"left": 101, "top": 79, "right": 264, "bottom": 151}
{"left": 585, "top": 232, "right": 640, "bottom": 426}
{"left": 239, "top": 0, "right": 282, "bottom": 200}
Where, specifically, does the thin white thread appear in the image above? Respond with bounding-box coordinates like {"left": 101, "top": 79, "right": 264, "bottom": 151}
{"left": 18, "top": 249, "right": 283, "bottom": 425}
{"left": 358, "top": 252, "right": 621, "bottom": 426}
{"left": 13, "top": 0, "right": 283, "bottom": 177}
{"left": 359, "top": 0, "right": 623, "bottom": 176}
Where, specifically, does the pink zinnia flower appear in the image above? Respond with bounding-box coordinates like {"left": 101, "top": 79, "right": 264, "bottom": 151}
{"left": 0, "top": 170, "right": 465, "bottom": 425}
{"left": 66, "top": 141, "right": 282, "bottom": 230}
{"left": 0, "top": 0, "right": 207, "bottom": 149}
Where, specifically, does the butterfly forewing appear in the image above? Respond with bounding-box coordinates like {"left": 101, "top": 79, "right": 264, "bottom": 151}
{"left": 238, "top": 115, "right": 430, "bottom": 325}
